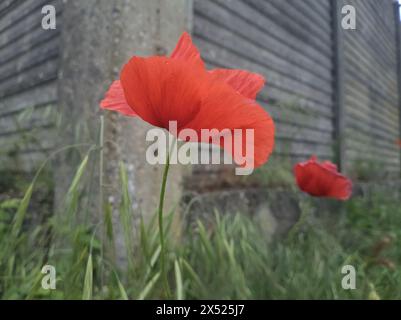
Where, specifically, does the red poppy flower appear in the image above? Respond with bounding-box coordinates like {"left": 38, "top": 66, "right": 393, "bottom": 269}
{"left": 294, "top": 156, "right": 352, "bottom": 200}
{"left": 100, "top": 32, "right": 275, "bottom": 169}
{"left": 396, "top": 139, "right": 401, "bottom": 148}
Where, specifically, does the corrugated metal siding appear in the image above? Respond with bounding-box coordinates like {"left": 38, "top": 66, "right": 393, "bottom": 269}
{"left": 0, "top": 0, "right": 62, "bottom": 170}
{"left": 193, "top": 0, "right": 335, "bottom": 163}
{"left": 343, "top": 0, "right": 400, "bottom": 176}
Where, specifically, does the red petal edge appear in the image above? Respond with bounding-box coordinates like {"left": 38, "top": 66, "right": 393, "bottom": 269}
{"left": 100, "top": 80, "right": 137, "bottom": 117}
{"left": 294, "top": 156, "right": 352, "bottom": 200}
{"left": 209, "top": 69, "right": 265, "bottom": 100}
{"left": 170, "top": 32, "right": 205, "bottom": 70}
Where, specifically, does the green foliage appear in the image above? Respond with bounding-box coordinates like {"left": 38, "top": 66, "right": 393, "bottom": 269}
{"left": 350, "top": 159, "right": 385, "bottom": 181}
{"left": 250, "top": 155, "right": 296, "bottom": 189}
{"left": 82, "top": 254, "right": 93, "bottom": 300}
{"left": 0, "top": 157, "right": 401, "bottom": 299}
{"left": 0, "top": 199, "right": 19, "bottom": 234}
{"left": 0, "top": 104, "right": 56, "bottom": 170}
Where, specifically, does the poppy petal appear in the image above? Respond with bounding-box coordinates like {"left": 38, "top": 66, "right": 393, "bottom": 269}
{"left": 121, "top": 56, "right": 273, "bottom": 168}
{"left": 101, "top": 32, "right": 275, "bottom": 172}
{"left": 321, "top": 161, "right": 338, "bottom": 172}
{"left": 294, "top": 157, "right": 352, "bottom": 200}
{"left": 327, "top": 172, "right": 353, "bottom": 200}
{"left": 209, "top": 69, "right": 265, "bottom": 100}
{"left": 100, "top": 80, "right": 137, "bottom": 117}
{"left": 120, "top": 56, "right": 211, "bottom": 129}
{"left": 170, "top": 32, "right": 205, "bottom": 70}
{"left": 182, "top": 80, "right": 274, "bottom": 168}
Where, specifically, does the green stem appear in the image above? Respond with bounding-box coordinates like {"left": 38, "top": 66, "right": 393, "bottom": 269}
{"left": 99, "top": 116, "right": 105, "bottom": 233}
{"left": 158, "top": 137, "right": 176, "bottom": 298}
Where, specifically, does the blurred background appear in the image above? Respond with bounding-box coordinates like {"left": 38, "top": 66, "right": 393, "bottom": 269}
{"left": 0, "top": 0, "right": 401, "bottom": 300}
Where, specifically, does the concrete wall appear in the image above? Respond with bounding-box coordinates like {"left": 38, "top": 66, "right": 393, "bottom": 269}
{"left": 0, "top": 0, "right": 191, "bottom": 264}
{"left": 55, "top": 0, "right": 191, "bottom": 263}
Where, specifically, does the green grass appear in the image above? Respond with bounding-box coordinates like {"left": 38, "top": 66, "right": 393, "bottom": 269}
{"left": 0, "top": 158, "right": 400, "bottom": 300}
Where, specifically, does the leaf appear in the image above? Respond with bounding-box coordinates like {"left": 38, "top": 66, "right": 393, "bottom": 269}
{"left": 145, "top": 245, "right": 161, "bottom": 281}
{"left": 82, "top": 254, "right": 93, "bottom": 300}
{"left": 180, "top": 258, "right": 203, "bottom": 290}
{"left": 68, "top": 154, "right": 89, "bottom": 197}
{"left": 138, "top": 272, "right": 160, "bottom": 300}
{"left": 11, "top": 183, "right": 33, "bottom": 238}
{"left": 119, "top": 162, "right": 134, "bottom": 267}
{"left": 66, "top": 154, "right": 90, "bottom": 222}
{"left": 175, "top": 259, "right": 184, "bottom": 300}
{"left": 114, "top": 272, "right": 128, "bottom": 300}
{"left": 104, "top": 202, "right": 114, "bottom": 242}
{"left": 197, "top": 220, "right": 214, "bottom": 261}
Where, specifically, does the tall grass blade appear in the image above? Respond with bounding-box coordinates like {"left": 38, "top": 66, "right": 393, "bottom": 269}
{"left": 140, "top": 216, "right": 149, "bottom": 260}
{"left": 144, "top": 245, "right": 161, "bottom": 281}
{"left": 197, "top": 220, "right": 214, "bottom": 261}
{"left": 180, "top": 258, "right": 203, "bottom": 290}
{"left": 174, "top": 259, "right": 184, "bottom": 300}
{"left": 113, "top": 272, "right": 129, "bottom": 300}
{"left": 11, "top": 183, "right": 33, "bottom": 238}
{"left": 104, "top": 202, "right": 114, "bottom": 242}
{"left": 66, "top": 154, "right": 90, "bottom": 222}
{"left": 68, "top": 154, "right": 89, "bottom": 196}
{"left": 82, "top": 253, "right": 93, "bottom": 300}
{"left": 138, "top": 272, "right": 160, "bottom": 300}
{"left": 119, "top": 162, "right": 134, "bottom": 267}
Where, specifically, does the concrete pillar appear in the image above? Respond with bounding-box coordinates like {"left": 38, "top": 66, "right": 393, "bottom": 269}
{"left": 56, "top": 0, "right": 192, "bottom": 264}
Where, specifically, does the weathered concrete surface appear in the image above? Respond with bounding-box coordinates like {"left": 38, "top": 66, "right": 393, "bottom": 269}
{"left": 56, "top": 0, "right": 192, "bottom": 264}
{"left": 181, "top": 189, "right": 302, "bottom": 239}
{"left": 181, "top": 180, "right": 401, "bottom": 241}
